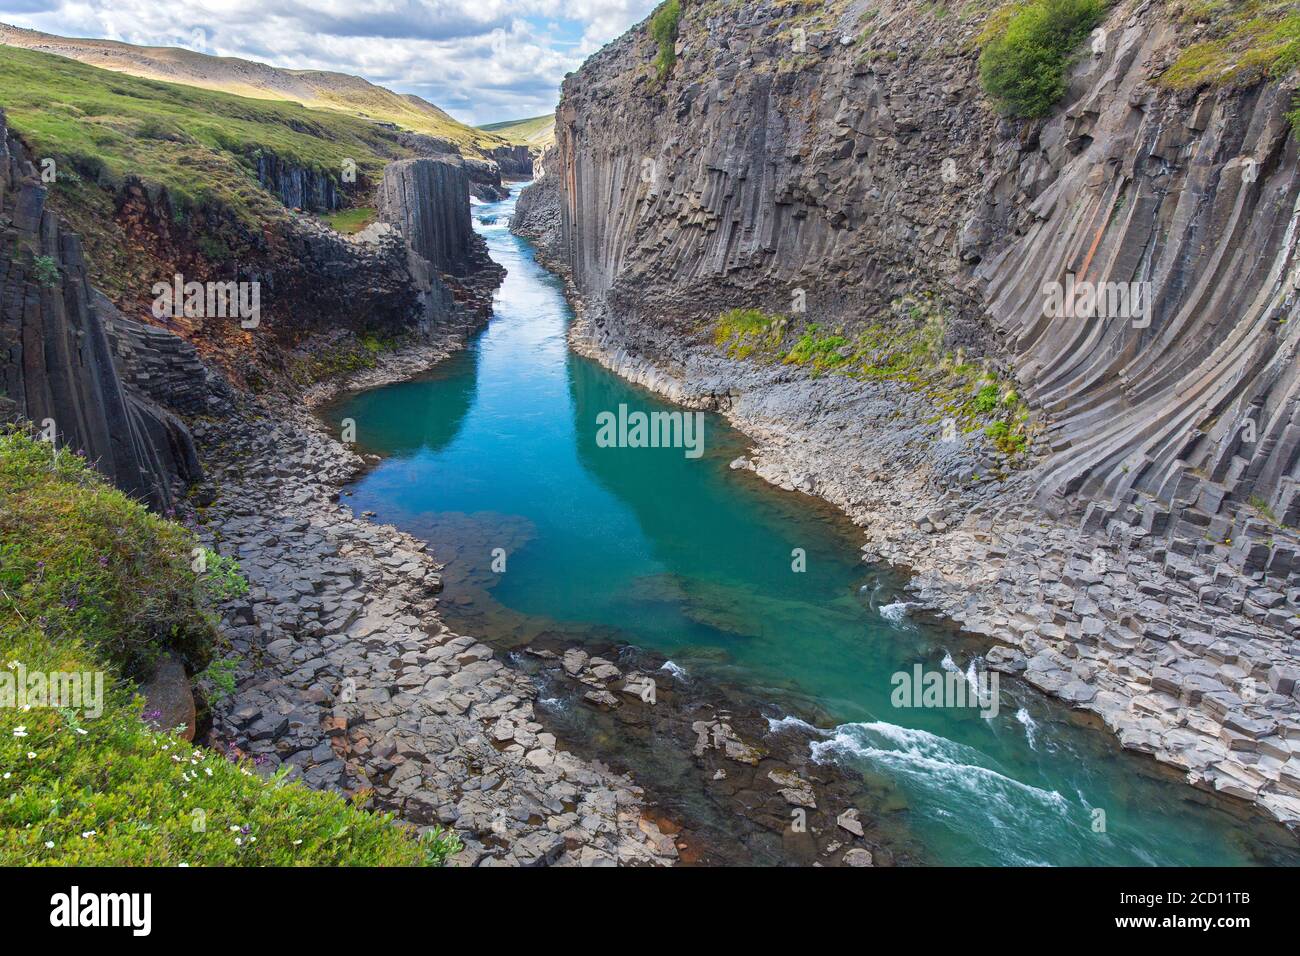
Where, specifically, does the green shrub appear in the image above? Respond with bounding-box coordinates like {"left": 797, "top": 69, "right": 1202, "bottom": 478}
{"left": 978, "top": 0, "right": 1110, "bottom": 117}
{"left": 651, "top": 0, "right": 683, "bottom": 81}
{"left": 197, "top": 549, "right": 249, "bottom": 604}
{"left": 972, "top": 382, "right": 1001, "bottom": 413}
{"left": 0, "top": 430, "right": 457, "bottom": 866}
{"left": 31, "top": 255, "right": 60, "bottom": 289}
{"left": 985, "top": 419, "right": 1029, "bottom": 455}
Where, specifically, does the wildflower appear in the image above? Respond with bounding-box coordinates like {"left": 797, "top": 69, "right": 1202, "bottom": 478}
{"left": 44, "top": 841, "right": 53, "bottom": 849}
{"left": 204, "top": 767, "right": 213, "bottom": 777}
{"left": 80, "top": 831, "right": 95, "bottom": 839}
{"left": 26, "top": 752, "right": 35, "bottom": 759}
{"left": 12, "top": 726, "right": 27, "bottom": 738}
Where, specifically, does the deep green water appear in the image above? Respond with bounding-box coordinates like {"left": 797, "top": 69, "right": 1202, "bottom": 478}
{"left": 325, "top": 187, "right": 1299, "bottom": 866}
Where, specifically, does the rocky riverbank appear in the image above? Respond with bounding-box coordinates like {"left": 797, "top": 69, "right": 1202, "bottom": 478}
{"left": 510, "top": 0, "right": 1300, "bottom": 834}
{"left": 516, "top": 163, "right": 1300, "bottom": 831}
{"left": 190, "top": 352, "right": 681, "bottom": 866}
{"left": 193, "top": 329, "right": 908, "bottom": 867}
{"left": 553, "top": 296, "right": 1300, "bottom": 832}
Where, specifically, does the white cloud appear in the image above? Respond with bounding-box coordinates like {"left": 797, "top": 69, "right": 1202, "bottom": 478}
{"left": 0, "top": 0, "right": 660, "bottom": 123}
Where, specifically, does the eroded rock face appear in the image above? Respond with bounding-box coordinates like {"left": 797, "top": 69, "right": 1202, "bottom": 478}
{"left": 255, "top": 150, "right": 343, "bottom": 212}
{"left": 542, "top": 0, "right": 1300, "bottom": 606}
{"left": 0, "top": 108, "right": 200, "bottom": 510}
{"left": 510, "top": 166, "right": 562, "bottom": 256}
{"left": 521, "top": 1, "right": 1300, "bottom": 824}
{"left": 487, "top": 144, "right": 534, "bottom": 180}
{"left": 378, "top": 156, "right": 480, "bottom": 276}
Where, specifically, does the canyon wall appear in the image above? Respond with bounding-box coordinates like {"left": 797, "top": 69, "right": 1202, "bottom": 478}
{"left": 1, "top": 105, "right": 501, "bottom": 507}
{"left": 254, "top": 151, "right": 344, "bottom": 212}
{"left": 0, "top": 108, "right": 199, "bottom": 510}
{"left": 488, "top": 144, "right": 535, "bottom": 179}
{"left": 545, "top": 0, "right": 1300, "bottom": 572}
{"left": 378, "top": 156, "right": 481, "bottom": 276}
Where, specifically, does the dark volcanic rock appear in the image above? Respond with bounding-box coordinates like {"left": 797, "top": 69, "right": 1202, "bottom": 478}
{"left": 377, "top": 156, "right": 479, "bottom": 276}
{"left": 0, "top": 108, "right": 201, "bottom": 510}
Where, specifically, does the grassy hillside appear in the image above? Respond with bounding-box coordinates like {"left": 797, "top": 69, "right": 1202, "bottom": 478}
{"left": 0, "top": 429, "right": 458, "bottom": 865}
{"left": 478, "top": 114, "right": 556, "bottom": 148}
{"left": 0, "top": 23, "right": 511, "bottom": 156}
{"left": 0, "top": 44, "right": 412, "bottom": 222}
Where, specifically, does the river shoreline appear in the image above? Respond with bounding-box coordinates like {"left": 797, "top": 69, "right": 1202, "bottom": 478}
{"left": 187, "top": 173, "right": 1300, "bottom": 868}
{"left": 190, "top": 302, "right": 687, "bottom": 866}
{"left": 512, "top": 197, "right": 1300, "bottom": 837}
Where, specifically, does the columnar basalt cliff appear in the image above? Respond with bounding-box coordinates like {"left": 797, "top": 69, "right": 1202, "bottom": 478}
{"left": 2, "top": 91, "right": 503, "bottom": 503}
{"left": 488, "top": 144, "right": 535, "bottom": 180}
{"left": 376, "top": 156, "right": 505, "bottom": 319}
{"left": 379, "top": 157, "right": 482, "bottom": 277}
{"left": 255, "top": 151, "right": 346, "bottom": 212}
{"left": 524, "top": 0, "right": 1300, "bottom": 823}
{"left": 0, "top": 108, "right": 199, "bottom": 509}
{"left": 548, "top": 0, "right": 1300, "bottom": 537}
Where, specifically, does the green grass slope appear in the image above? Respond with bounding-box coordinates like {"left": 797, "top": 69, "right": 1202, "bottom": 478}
{"left": 0, "top": 44, "right": 412, "bottom": 223}
{"left": 0, "top": 430, "right": 458, "bottom": 865}
{"left": 478, "top": 114, "right": 555, "bottom": 148}
{"left": 0, "top": 23, "right": 511, "bottom": 156}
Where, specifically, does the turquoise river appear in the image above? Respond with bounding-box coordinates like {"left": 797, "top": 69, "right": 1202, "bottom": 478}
{"left": 324, "top": 185, "right": 1300, "bottom": 866}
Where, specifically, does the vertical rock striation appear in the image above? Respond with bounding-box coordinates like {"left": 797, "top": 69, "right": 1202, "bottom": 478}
{"left": 377, "top": 156, "right": 479, "bottom": 276}
{"left": 254, "top": 151, "right": 343, "bottom": 212}
{"left": 542, "top": 0, "right": 1300, "bottom": 575}
{"left": 0, "top": 108, "right": 200, "bottom": 510}
{"left": 520, "top": 0, "right": 1300, "bottom": 820}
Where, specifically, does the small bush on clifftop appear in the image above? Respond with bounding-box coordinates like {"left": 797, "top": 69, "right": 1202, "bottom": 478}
{"left": 651, "top": 0, "right": 683, "bottom": 81}
{"left": 978, "top": 0, "right": 1110, "bottom": 118}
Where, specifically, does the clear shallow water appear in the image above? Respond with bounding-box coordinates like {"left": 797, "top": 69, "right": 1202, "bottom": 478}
{"left": 326, "top": 186, "right": 1300, "bottom": 866}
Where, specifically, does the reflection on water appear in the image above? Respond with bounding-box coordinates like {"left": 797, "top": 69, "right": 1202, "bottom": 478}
{"left": 322, "top": 186, "right": 1300, "bottom": 867}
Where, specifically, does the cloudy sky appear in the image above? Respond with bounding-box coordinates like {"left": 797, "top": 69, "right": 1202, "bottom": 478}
{"left": 0, "top": 0, "right": 660, "bottom": 124}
